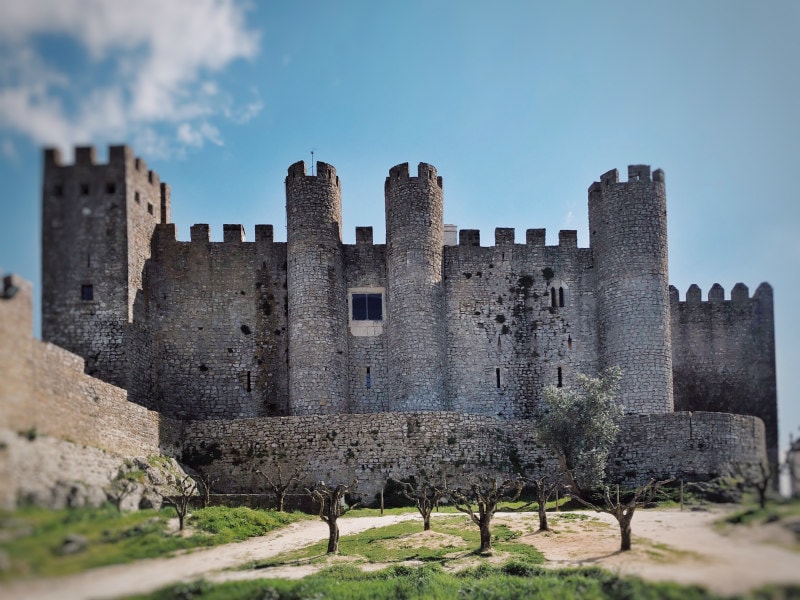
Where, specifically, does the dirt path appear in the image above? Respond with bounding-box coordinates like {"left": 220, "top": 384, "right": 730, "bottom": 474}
{"left": 212, "top": 507, "right": 800, "bottom": 596}
{"left": 0, "top": 513, "right": 418, "bottom": 600}
{"left": 2, "top": 507, "right": 799, "bottom": 599}
{"left": 517, "top": 507, "right": 800, "bottom": 596}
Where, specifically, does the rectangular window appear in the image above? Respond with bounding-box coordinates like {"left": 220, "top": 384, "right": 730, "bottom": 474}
{"left": 352, "top": 293, "right": 383, "bottom": 321}
{"left": 496, "top": 367, "right": 501, "bottom": 388}
{"left": 365, "top": 366, "right": 371, "bottom": 389}
{"left": 81, "top": 284, "right": 94, "bottom": 301}
{"left": 147, "top": 202, "right": 154, "bottom": 215}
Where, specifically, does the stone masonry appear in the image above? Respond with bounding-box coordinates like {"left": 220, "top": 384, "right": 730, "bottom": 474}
{"left": 0, "top": 145, "right": 776, "bottom": 504}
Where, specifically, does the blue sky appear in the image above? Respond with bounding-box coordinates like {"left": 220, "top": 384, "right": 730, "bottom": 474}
{"left": 0, "top": 1, "right": 797, "bottom": 455}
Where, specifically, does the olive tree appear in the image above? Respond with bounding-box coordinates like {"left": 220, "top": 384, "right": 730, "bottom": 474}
{"left": 162, "top": 474, "right": 197, "bottom": 531}
{"left": 448, "top": 476, "right": 524, "bottom": 553}
{"left": 106, "top": 472, "right": 138, "bottom": 513}
{"left": 534, "top": 367, "right": 667, "bottom": 551}
{"left": 525, "top": 473, "right": 563, "bottom": 532}
{"left": 394, "top": 477, "right": 446, "bottom": 531}
{"left": 306, "top": 480, "right": 361, "bottom": 554}
{"left": 256, "top": 465, "right": 303, "bottom": 512}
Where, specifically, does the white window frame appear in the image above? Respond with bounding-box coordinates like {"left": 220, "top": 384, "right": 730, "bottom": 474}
{"left": 348, "top": 286, "right": 385, "bottom": 337}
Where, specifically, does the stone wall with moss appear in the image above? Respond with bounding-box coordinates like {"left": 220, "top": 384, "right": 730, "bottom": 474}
{"left": 174, "top": 410, "right": 766, "bottom": 501}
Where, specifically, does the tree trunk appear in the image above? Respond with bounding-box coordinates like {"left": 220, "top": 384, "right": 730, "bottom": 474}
{"left": 178, "top": 512, "right": 185, "bottom": 532}
{"left": 479, "top": 524, "right": 492, "bottom": 553}
{"left": 327, "top": 520, "right": 340, "bottom": 554}
{"left": 537, "top": 504, "right": 549, "bottom": 531}
{"left": 423, "top": 514, "right": 431, "bottom": 531}
{"left": 618, "top": 515, "right": 632, "bottom": 551}
{"left": 757, "top": 486, "right": 767, "bottom": 510}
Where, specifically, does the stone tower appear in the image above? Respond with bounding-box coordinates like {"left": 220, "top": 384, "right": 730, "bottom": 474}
{"left": 588, "top": 165, "right": 673, "bottom": 414}
{"left": 41, "top": 145, "right": 168, "bottom": 389}
{"left": 384, "top": 162, "right": 447, "bottom": 410}
{"left": 285, "top": 161, "right": 348, "bottom": 414}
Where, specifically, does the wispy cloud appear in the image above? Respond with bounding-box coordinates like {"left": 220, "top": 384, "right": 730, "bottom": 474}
{"left": 0, "top": 0, "right": 260, "bottom": 157}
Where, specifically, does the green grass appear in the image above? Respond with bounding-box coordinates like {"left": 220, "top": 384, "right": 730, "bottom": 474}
{"left": 128, "top": 563, "right": 733, "bottom": 600}
{"left": 252, "top": 514, "right": 544, "bottom": 569}
{"left": 0, "top": 504, "right": 308, "bottom": 580}
{"left": 722, "top": 497, "right": 800, "bottom": 527}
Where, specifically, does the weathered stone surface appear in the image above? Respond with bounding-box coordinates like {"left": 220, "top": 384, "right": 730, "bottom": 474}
{"left": 0, "top": 149, "right": 778, "bottom": 506}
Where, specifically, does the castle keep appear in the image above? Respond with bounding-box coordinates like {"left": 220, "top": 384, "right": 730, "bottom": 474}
{"left": 0, "top": 145, "right": 776, "bottom": 504}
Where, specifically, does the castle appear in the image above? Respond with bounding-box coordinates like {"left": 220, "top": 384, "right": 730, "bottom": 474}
{"left": 0, "top": 146, "right": 777, "bottom": 505}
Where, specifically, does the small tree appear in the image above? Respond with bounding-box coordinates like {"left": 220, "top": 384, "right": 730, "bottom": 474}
{"left": 536, "top": 367, "right": 665, "bottom": 551}
{"left": 583, "top": 479, "right": 670, "bottom": 551}
{"left": 162, "top": 475, "right": 197, "bottom": 531}
{"left": 106, "top": 474, "right": 138, "bottom": 513}
{"left": 395, "top": 477, "right": 446, "bottom": 531}
{"left": 525, "top": 474, "right": 562, "bottom": 532}
{"left": 733, "top": 459, "right": 777, "bottom": 509}
{"left": 256, "top": 466, "right": 303, "bottom": 512}
{"left": 535, "top": 367, "right": 624, "bottom": 494}
{"left": 448, "top": 476, "right": 524, "bottom": 553}
{"left": 306, "top": 480, "right": 361, "bottom": 554}
{"left": 195, "top": 469, "right": 219, "bottom": 509}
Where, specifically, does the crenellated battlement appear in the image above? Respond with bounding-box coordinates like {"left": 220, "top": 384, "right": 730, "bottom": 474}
{"left": 286, "top": 160, "right": 340, "bottom": 187}
{"left": 154, "top": 223, "right": 277, "bottom": 245}
{"left": 453, "top": 227, "right": 581, "bottom": 248}
{"left": 44, "top": 145, "right": 163, "bottom": 191}
{"left": 385, "top": 162, "right": 443, "bottom": 190}
{"left": 669, "top": 282, "right": 772, "bottom": 305}
{"left": 588, "top": 164, "right": 665, "bottom": 200}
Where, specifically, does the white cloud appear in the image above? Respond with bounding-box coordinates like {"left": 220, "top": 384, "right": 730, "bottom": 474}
{"left": 177, "top": 122, "right": 223, "bottom": 148}
{"left": 0, "top": 0, "right": 261, "bottom": 156}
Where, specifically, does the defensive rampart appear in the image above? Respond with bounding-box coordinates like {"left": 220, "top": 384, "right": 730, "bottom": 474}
{"left": 670, "top": 283, "right": 777, "bottom": 466}
{"left": 0, "top": 275, "right": 179, "bottom": 507}
{"left": 174, "top": 410, "right": 766, "bottom": 501}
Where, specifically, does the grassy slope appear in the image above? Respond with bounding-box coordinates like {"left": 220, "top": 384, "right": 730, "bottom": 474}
{"left": 0, "top": 504, "right": 308, "bottom": 580}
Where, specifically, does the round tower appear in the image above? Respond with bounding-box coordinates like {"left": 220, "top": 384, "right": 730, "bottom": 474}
{"left": 285, "top": 161, "right": 348, "bottom": 414}
{"left": 385, "top": 162, "right": 447, "bottom": 411}
{"left": 588, "top": 165, "right": 673, "bottom": 414}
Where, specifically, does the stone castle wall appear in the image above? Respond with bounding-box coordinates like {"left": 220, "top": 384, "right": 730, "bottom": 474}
{"left": 38, "top": 148, "right": 777, "bottom": 443}
{"left": 0, "top": 275, "right": 172, "bottom": 455}
{"left": 670, "top": 282, "right": 778, "bottom": 466}
{"left": 443, "top": 229, "right": 597, "bottom": 418}
{"left": 343, "top": 233, "right": 389, "bottom": 412}
{"left": 145, "top": 224, "right": 289, "bottom": 418}
{"left": 0, "top": 270, "right": 769, "bottom": 507}
{"left": 175, "top": 410, "right": 766, "bottom": 501}
{"left": 0, "top": 275, "right": 177, "bottom": 506}
{"left": 25, "top": 146, "right": 778, "bottom": 505}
